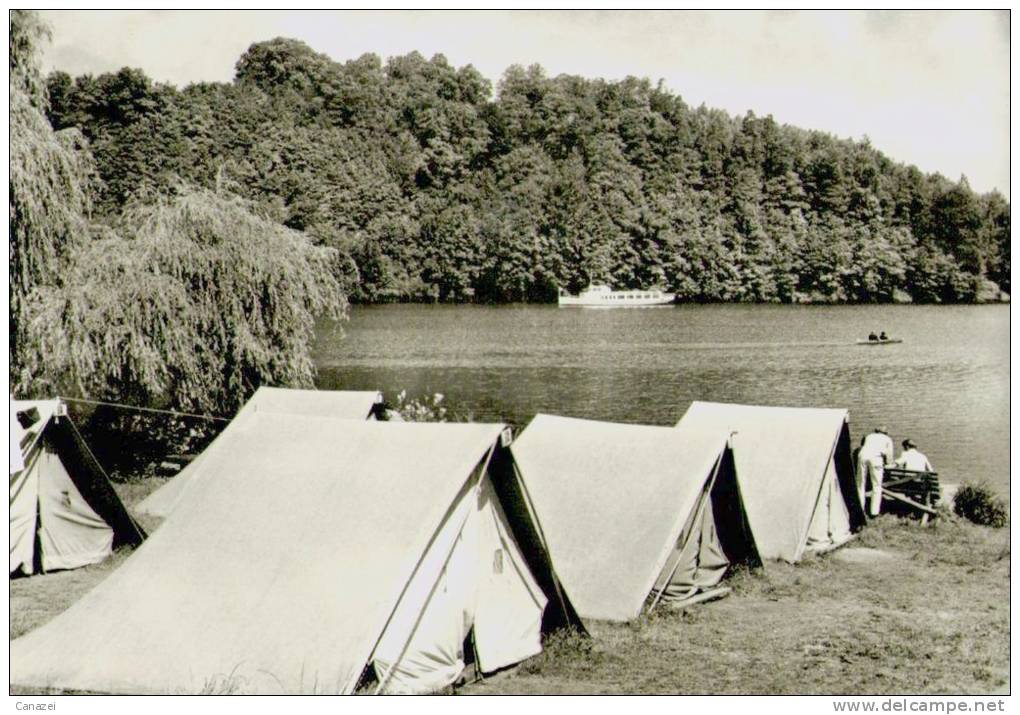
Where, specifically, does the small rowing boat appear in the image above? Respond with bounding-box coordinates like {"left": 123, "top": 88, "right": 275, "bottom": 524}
{"left": 856, "top": 339, "right": 904, "bottom": 345}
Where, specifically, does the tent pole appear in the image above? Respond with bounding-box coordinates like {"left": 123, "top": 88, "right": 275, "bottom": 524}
{"left": 468, "top": 627, "right": 482, "bottom": 684}
{"left": 465, "top": 446, "right": 496, "bottom": 686}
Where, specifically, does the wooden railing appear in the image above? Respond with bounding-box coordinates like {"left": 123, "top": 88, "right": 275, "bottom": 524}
{"left": 879, "top": 467, "right": 941, "bottom": 524}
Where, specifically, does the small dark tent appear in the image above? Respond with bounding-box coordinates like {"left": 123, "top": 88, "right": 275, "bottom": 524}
{"left": 10, "top": 399, "right": 145, "bottom": 576}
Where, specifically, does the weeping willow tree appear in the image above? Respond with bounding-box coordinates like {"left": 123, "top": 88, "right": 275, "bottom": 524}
{"left": 10, "top": 11, "right": 95, "bottom": 385}
{"left": 22, "top": 187, "right": 349, "bottom": 413}
{"left": 12, "top": 11, "right": 350, "bottom": 418}
{"left": 10, "top": 9, "right": 49, "bottom": 106}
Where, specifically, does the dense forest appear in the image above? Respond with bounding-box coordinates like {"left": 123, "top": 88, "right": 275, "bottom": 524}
{"left": 42, "top": 36, "right": 1010, "bottom": 306}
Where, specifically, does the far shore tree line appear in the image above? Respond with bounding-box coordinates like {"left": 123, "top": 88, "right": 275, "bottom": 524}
{"left": 10, "top": 11, "right": 1010, "bottom": 422}
{"left": 42, "top": 36, "right": 1009, "bottom": 306}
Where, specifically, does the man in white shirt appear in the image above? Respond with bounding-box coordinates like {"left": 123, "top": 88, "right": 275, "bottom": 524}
{"left": 857, "top": 427, "right": 894, "bottom": 517}
{"left": 895, "top": 439, "right": 934, "bottom": 472}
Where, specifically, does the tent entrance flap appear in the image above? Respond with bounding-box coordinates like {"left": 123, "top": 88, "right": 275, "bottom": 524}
{"left": 371, "top": 461, "right": 546, "bottom": 693}
{"left": 36, "top": 445, "right": 114, "bottom": 573}
{"left": 471, "top": 475, "right": 546, "bottom": 674}
{"left": 371, "top": 484, "right": 477, "bottom": 694}
{"left": 370, "top": 454, "right": 485, "bottom": 694}
{"left": 650, "top": 457, "right": 730, "bottom": 607}
{"left": 9, "top": 448, "right": 41, "bottom": 575}
{"left": 650, "top": 490, "right": 730, "bottom": 605}
{"left": 804, "top": 453, "right": 853, "bottom": 553}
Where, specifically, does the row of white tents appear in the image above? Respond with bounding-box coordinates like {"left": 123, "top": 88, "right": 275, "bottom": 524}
{"left": 9, "top": 388, "right": 865, "bottom": 694}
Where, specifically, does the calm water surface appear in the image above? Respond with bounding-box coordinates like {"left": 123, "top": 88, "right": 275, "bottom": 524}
{"left": 314, "top": 304, "right": 1009, "bottom": 493}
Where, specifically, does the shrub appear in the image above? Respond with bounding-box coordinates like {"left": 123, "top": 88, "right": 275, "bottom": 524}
{"left": 953, "top": 483, "right": 1008, "bottom": 528}
{"left": 392, "top": 391, "right": 449, "bottom": 422}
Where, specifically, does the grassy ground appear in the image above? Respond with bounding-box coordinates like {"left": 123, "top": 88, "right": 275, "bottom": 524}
{"left": 464, "top": 515, "right": 1009, "bottom": 695}
{"left": 10, "top": 476, "right": 1009, "bottom": 695}
{"left": 10, "top": 475, "right": 166, "bottom": 641}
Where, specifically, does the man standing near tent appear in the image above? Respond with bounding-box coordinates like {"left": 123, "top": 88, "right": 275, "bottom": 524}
{"left": 895, "top": 439, "right": 934, "bottom": 472}
{"left": 857, "top": 427, "right": 894, "bottom": 517}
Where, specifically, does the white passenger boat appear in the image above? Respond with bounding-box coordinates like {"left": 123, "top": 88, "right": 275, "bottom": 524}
{"left": 558, "top": 284, "right": 676, "bottom": 307}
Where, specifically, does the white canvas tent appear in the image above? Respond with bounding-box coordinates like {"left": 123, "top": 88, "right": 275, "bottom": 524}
{"left": 510, "top": 414, "right": 759, "bottom": 622}
{"left": 10, "top": 416, "right": 571, "bottom": 694}
{"left": 10, "top": 398, "right": 145, "bottom": 576}
{"left": 136, "top": 386, "right": 382, "bottom": 518}
{"left": 676, "top": 401, "right": 866, "bottom": 563}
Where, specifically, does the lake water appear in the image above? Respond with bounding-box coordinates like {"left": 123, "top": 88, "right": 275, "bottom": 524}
{"left": 314, "top": 304, "right": 1010, "bottom": 494}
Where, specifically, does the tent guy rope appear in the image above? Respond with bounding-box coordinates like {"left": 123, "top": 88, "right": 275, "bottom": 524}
{"left": 57, "top": 396, "right": 231, "bottom": 423}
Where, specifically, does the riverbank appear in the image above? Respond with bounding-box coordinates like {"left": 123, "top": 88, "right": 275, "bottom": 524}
{"left": 10, "top": 475, "right": 1009, "bottom": 695}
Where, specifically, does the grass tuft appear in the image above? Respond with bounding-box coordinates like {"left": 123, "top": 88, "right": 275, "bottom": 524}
{"left": 518, "top": 628, "right": 600, "bottom": 677}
